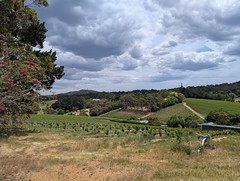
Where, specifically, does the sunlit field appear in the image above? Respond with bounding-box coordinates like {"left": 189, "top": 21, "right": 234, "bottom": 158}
{"left": 1, "top": 115, "right": 239, "bottom": 181}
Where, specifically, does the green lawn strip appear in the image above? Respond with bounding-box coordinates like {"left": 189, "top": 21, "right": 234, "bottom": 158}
{"left": 99, "top": 109, "right": 147, "bottom": 120}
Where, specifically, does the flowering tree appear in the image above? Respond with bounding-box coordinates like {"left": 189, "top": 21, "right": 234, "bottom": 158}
{"left": 0, "top": 0, "right": 64, "bottom": 131}
{"left": 0, "top": 34, "right": 45, "bottom": 127}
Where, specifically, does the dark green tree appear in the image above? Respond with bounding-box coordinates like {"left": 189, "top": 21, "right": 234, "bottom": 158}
{"left": 0, "top": 0, "right": 64, "bottom": 88}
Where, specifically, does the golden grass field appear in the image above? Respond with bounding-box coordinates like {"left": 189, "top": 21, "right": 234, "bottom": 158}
{"left": 1, "top": 131, "right": 240, "bottom": 181}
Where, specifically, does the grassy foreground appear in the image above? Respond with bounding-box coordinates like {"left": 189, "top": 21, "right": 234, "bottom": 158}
{"left": 0, "top": 132, "right": 239, "bottom": 180}
{"left": 0, "top": 115, "right": 240, "bottom": 180}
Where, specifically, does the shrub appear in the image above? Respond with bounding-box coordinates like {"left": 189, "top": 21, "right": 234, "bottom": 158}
{"left": 230, "top": 114, "right": 240, "bottom": 125}
{"left": 171, "top": 144, "right": 192, "bottom": 155}
{"left": 184, "top": 115, "right": 205, "bottom": 128}
{"left": 167, "top": 116, "right": 185, "bottom": 127}
{"left": 206, "top": 111, "right": 231, "bottom": 125}
{"left": 58, "top": 109, "right": 65, "bottom": 115}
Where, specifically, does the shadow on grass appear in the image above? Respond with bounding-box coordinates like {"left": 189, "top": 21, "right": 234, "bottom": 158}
{"left": 0, "top": 126, "right": 39, "bottom": 139}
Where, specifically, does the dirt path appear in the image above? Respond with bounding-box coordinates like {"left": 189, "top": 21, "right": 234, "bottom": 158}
{"left": 183, "top": 102, "right": 205, "bottom": 120}
{"left": 140, "top": 112, "right": 153, "bottom": 119}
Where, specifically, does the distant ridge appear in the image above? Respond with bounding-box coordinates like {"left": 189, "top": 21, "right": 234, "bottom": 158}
{"left": 58, "top": 89, "right": 99, "bottom": 96}
{"left": 56, "top": 80, "right": 240, "bottom": 97}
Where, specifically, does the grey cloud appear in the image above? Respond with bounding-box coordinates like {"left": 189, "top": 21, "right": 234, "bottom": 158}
{"left": 63, "top": 69, "right": 104, "bottom": 80}
{"left": 148, "top": 73, "right": 186, "bottom": 83}
{"left": 129, "top": 45, "right": 143, "bottom": 59}
{"left": 156, "top": 0, "right": 180, "bottom": 7}
{"left": 171, "top": 60, "right": 218, "bottom": 71}
{"left": 56, "top": 52, "right": 111, "bottom": 72}
{"left": 162, "top": 52, "right": 229, "bottom": 71}
{"left": 161, "top": 40, "right": 178, "bottom": 48}
{"left": 115, "top": 54, "right": 140, "bottom": 71}
{"left": 36, "top": 0, "right": 148, "bottom": 59}
{"left": 33, "top": 0, "right": 240, "bottom": 93}
{"left": 158, "top": 0, "right": 240, "bottom": 42}
{"left": 152, "top": 49, "right": 170, "bottom": 56}
{"left": 223, "top": 43, "right": 240, "bottom": 56}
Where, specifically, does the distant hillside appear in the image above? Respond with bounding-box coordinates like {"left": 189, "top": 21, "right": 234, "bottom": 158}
{"left": 57, "top": 81, "right": 240, "bottom": 100}
{"left": 185, "top": 98, "right": 240, "bottom": 116}
{"left": 58, "top": 89, "right": 99, "bottom": 96}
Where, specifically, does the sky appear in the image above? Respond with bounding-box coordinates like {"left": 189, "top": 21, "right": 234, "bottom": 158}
{"left": 34, "top": 0, "right": 240, "bottom": 94}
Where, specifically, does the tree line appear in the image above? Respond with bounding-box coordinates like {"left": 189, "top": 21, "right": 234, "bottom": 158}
{"left": 51, "top": 90, "right": 185, "bottom": 116}
{"left": 174, "top": 81, "right": 240, "bottom": 101}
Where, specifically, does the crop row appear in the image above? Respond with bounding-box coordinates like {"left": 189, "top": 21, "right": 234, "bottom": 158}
{"left": 24, "top": 120, "right": 196, "bottom": 138}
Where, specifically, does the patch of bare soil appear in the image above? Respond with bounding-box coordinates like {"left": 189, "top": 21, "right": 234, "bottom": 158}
{"left": 212, "top": 136, "right": 227, "bottom": 142}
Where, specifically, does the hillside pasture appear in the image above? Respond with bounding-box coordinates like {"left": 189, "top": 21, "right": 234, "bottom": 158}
{"left": 99, "top": 109, "right": 147, "bottom": 120}
{"left": 185, "top": 98, "right": 240, "bottom": 116}
{"left": 148, "top": 103, "right": 195, "bottom": 122}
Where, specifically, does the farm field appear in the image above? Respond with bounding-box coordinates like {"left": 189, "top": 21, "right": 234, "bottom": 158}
{"left": 1, "top": 115, "right": 240, "bottom": 181}
{"left": 100, "top": 103, "right": 195, "bottom": 124}
{"left": 185, "top": 98, "right": 240, "bottom": 116}
{"left": 100, "top": 109, "right": 146, "bottom": 120}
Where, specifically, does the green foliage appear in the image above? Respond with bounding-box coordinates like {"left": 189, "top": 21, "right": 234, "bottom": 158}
{"left": 34, "top": 50, "right": 64, "bottom": 89}
{"left": 43, "top": 107, "right": 57, "bottom": 114}
{"left": 206, "top": 110, "right": 240, "bottom": 125}
{"left": 58, "top": 109, "right": 65, "bottom": 115}
{"left": 177, "top": 81, "right": 240, "bottom": 100}
{"left": 167, "top": 116, "right": 185, "bottom": 127}
{"left": 0, "top": 0, "right": 64, "bottom": 89}
{"left": 229, "top": 114, "right": 240, "bottom": 125}
{"left": 164, "top": 95, "right": 178, "bottom": 106}
{"left": 167, "top": 115, "right": 204, "bottom": 128}
{"left": 0, "top": 0, "right": 46, "bottom": 48}
{"left": 206, "top": 111, "right": 231, "bottom": 125}
{"left": 51, "top": 96, "right": 85, "bottom": 112}
{"left": 0, "top": 34, "right": 45, "bottom": 121}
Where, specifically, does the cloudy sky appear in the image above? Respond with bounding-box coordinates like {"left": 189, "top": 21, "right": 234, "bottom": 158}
{"left": 34, "top": 0, "right": 240, "bottom": 94}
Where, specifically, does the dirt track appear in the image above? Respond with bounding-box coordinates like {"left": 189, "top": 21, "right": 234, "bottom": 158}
{"left": 182, "top": 102, "right": 205, "bottom": 120}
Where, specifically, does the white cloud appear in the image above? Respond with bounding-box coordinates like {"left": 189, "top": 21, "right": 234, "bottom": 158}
{"left": 34, "top": 0, "right": 240, "bottom": 93}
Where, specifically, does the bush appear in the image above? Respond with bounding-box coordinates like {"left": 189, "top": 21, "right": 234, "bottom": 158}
{"left": 230, "top": 114, "right": 240, "bottom": 125}
{"left": 58, "top": 109, "right": 65, "bottom": 115}
{"left": 43, "top": 108, "right": 58, "bottom": 114}
{"left": 171, "top": 144, "right": 192, "bottom": 155}
{"left": 167, "top": 116, "right": 185, "bottom": 127}
{"left": 206, "top": 111, "right": 231, "bottom": 125}
{"left": 184, "top": 115, "right": 205, "bottom": 128}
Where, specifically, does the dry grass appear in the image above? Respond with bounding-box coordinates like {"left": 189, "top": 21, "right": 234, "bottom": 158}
{"left": 0, "top": 133, "right": 240, "bottom": 181}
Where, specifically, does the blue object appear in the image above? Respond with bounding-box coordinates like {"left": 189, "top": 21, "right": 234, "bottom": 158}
{"left": 203, "top": 134, "right": 210, "bottom": 139}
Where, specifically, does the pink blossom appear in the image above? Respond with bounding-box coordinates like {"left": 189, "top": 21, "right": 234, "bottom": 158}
{"left": 26, "top": 114, "right": 32, "bottom": 119}
{"left": 0, "top": 105, "right": 5, "bottom": 112}
{"left": 13, "top": 60, "right": 19, "bottom": 64}
{"left": 18, "top": 120, "right": 24, "bottom": 125}
{"left": 6, "top": 118, "right": 10, "bottom": 123}
{"left": 32, "top": 79, "right": 40, "bottom": 84}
